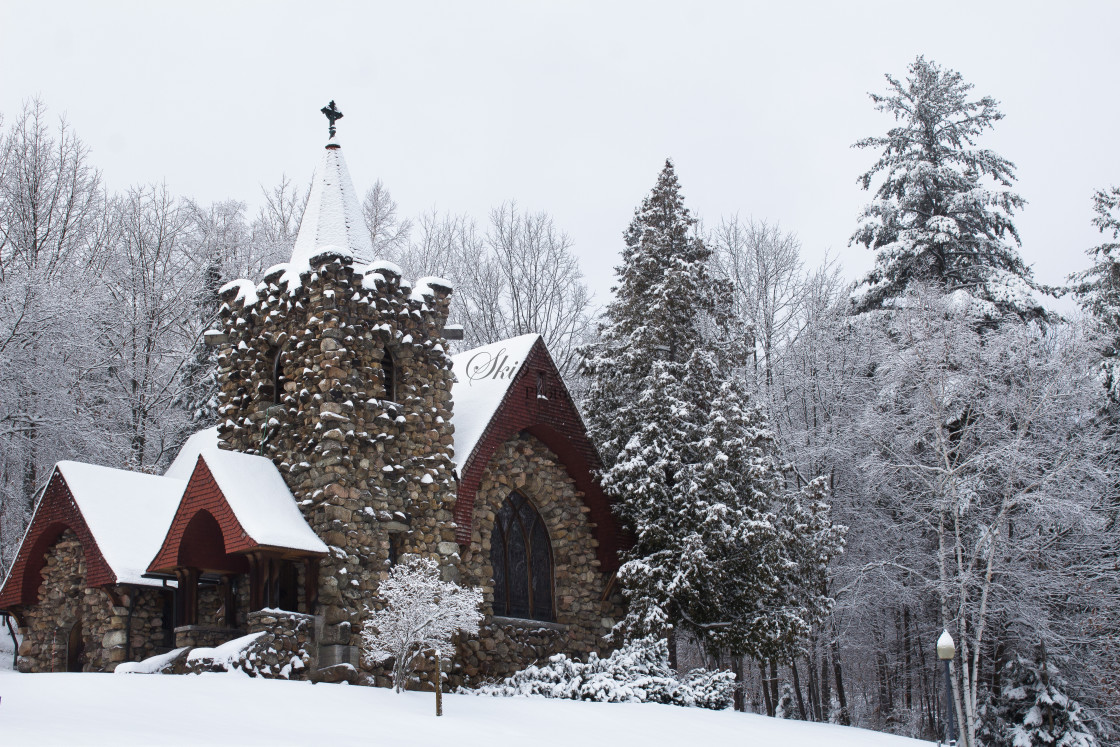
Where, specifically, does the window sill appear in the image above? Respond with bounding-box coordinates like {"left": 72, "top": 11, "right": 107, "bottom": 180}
{"left": 489, "top": 615, "right": 567, "bottom": 632}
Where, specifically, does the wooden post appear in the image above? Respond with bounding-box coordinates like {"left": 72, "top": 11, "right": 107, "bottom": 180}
{"left": 305, "top": 557, "right": 319, "bottom": 614}
{"left": 435, "top": 650, "right": 443, "bottom": 717}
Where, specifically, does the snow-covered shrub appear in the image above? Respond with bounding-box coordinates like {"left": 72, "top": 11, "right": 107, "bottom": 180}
{"left": 471, "top": 638, "right": 734, "bottom": 710}
{"left": 984, "top": 646, "right": 1099, "bottom": 747}
{"left": 362, "top": 556, "right": 482, "bottom": 693}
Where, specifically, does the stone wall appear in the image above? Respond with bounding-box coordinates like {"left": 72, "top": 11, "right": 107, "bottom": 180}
{"left": 16, "top": 530, "right": 114, "bottom": 672}
{"left": 456, "top": 433, "right": 625, "bottom": 684}
{"left": 245, "top": 609, "right": 314, "bottom": 680}
{"left": 216, "top": 253, "right": 459, "bottom": 654}
{"left": 126, "top": 587, "right": 172, "bottom": 660}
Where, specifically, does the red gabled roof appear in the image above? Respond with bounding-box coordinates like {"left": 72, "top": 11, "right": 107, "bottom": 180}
{"left": 148, "top": 458, "right": 260, "bottom": 574}
{"left": 148, "top": 452, "right": 326, "bottom": 574}
{"left": 0, "top": 468, "right": 118, "bottom": 609}
{"left": 453, "top": 337, "right": 627, "bottom": 572}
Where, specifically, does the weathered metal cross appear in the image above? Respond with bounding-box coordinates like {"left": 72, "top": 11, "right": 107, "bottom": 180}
{"left": 320, "top": 100, "right": 343, "bottom": 138}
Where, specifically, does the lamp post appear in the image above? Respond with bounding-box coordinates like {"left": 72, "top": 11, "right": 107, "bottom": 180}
{"left": 937, "top": 629, "right": 957, "bottom": 746}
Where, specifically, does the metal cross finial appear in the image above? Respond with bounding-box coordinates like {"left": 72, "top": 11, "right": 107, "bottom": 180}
{"left": 320, "top": 100, "right": 343, "bottom": 139}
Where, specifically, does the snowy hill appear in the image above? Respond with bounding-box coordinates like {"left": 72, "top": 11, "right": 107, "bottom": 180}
{"left": 0, "top": 670, "right": 933, "bottom": 747}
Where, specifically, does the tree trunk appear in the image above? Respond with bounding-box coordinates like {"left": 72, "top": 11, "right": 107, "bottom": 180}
{"left": 769, "top": 659, "right": 779, "bottom": 715}
{"left": 902, "top": 607, "right": 913, "bottom": 710}
{"left": 791, "top": 658, "right": 808, "bottom": 721}
{"left": 819, "top": 638, "right": 832, "bottom": 721}
{"left": 732, "top": 655, "right": 746, "bottom": 712}
{"left": 831, "top": 633, "right": 850, "bottom": 725}
{"left": 760, "top": 661, "right": 775, "bottom": 717}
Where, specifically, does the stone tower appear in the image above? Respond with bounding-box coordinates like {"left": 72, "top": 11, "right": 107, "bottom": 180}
{"left": 213, "top": 129, "right": 459, "bottom": 664}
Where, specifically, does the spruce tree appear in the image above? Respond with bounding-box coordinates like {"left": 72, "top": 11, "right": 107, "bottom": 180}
{"left": 989, "top": 645, "right": 1099, "bottom": 747}
{"left": 850, "top": 56, "right": 1045, "bottom": 321}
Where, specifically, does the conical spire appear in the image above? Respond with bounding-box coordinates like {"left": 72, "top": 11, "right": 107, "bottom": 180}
{"left": 290, "top": 102, "right": 372, "bottom": 269}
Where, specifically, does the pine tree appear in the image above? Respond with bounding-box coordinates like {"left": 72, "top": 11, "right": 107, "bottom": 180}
{"left": 989, "top": 645, "right": 1099, "bottom": 747}
{"left": 850, "top": 56, "right": 1045, "bottom": 321}
{"left": 1073, "top": 186, "right": 1120, "bottom": 401}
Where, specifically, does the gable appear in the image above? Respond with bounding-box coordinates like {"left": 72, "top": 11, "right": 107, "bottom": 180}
{"left": 0, "top": 469, "right": 124, "bottom": 609}
{"left": 148, "top": 449, "right": 326, "bottom": 574}
{"left": 451, "top": 336, "right": 626, "bottom": 572}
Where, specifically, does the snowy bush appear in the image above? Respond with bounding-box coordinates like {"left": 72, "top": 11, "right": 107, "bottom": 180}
{"left": 471, "top": 638, "right": 734, "bottom": 710}
{"left": 362, "top": 556, "right": 482, "bottom": 693}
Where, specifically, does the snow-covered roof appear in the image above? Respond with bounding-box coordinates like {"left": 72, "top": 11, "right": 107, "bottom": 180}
{"left": 165, "top": 426, "right": 219, "bottom": 480}
{"left": 196, "top": 447, "right": 327, "bottom": 554}
{"left": 54, "top": 461, "right": 185, "bottom": 586}
{"left": 450, "top": 333, "right": 541, "bottom": 472}
{"left": 290, "top": 141, "right": 372, "bottom": 271}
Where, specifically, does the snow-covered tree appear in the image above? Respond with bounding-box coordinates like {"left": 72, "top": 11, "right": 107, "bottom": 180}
{"left": 361, "top": 556, "right": 482, "bottom": 696}
{"left": 1073, "top": 185, "right": 1120, "bottom": 401}
{"left": 581, "top": 159, "right": 730, "bottom": 468}
{"left": 986, "top": 645, "right": 1099, "bottom": 747}
{"left": 583, "top": 161, "right": 842, "bottom": 668}
{"left": 850, "top": 57, "right": 1045, "bottom": 321}
{"left": 0, "top": 100, "right": 110, "bottom": 573}
{"left": 362, "top": 179, "right": 412, "bottom": 260}
{"left": 847, "top": 288, "right": 1111, "bottom": 746}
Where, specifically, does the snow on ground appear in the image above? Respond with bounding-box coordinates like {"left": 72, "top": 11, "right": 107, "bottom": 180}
{"left": 0, "top": 670, "right": 933, "bottom": 747}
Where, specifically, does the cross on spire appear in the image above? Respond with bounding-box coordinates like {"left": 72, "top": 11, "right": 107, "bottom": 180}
{"left": 320, "top": 100, "right": 343, "bottom": 139}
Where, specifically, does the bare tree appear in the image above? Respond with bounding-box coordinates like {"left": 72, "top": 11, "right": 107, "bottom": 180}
{"left": 387, "top": 204, "right": 594, "bottom": 380}
{"left": 711, "top": 217, "right": 807, "bottom": 389}
{"left": 98, "top": 184, "right": 199, "bottom": 470}
{"left": 362, "top": 179, "right": 412, "bottom": 261}
{"left": 0, "top": 100, "right": 110, "bottom": 575}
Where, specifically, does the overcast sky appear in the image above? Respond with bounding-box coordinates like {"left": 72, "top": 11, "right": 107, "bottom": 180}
{"left": 2, "top": 1, "right": 1117, "bottom": 306}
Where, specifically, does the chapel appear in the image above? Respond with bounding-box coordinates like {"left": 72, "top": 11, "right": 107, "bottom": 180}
{"left": 0, "top": 105, "right": 625, "bottom": 685}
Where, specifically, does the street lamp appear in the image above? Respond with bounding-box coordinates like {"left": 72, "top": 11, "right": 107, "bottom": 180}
{"left": 937, "top": 629, "right": 957, "bottom": 746}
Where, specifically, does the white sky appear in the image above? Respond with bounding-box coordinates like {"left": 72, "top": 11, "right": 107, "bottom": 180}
{"left": 2, "top": 1, "right": 1117, "bottom": 306}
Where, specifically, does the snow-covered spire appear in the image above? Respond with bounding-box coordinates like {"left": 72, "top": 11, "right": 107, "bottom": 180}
{"left": 289, "top": 103, "right": 372, "bottom": 270}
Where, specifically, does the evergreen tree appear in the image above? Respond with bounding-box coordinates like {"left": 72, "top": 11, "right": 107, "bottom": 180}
{"left": 582, "top": 161, "right": 842, "bottom": 662}
{"left": 580, "top": 159, "right": 730, "bottom": 469}
{"left": 988, "top": 645, "right": 1099, "bottom": 747}
{"left": 1073, "top": 186, "right": 1120, "bottom": 401}
{"left": 850, "top": 56, "right": 1045, "bottom": 321}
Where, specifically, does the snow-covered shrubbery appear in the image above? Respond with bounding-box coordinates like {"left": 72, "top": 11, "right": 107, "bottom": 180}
{"left": 471, "top": 638, "right": 734, "bottom": 710}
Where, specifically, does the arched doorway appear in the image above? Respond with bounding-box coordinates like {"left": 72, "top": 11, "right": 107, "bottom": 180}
{"left": 66, "top": 616, "right": 84, "bottom": 672}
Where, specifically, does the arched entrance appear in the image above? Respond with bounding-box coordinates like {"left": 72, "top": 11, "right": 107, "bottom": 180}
{"left": 66, "top": 617, "right": 84, "bottom": 672}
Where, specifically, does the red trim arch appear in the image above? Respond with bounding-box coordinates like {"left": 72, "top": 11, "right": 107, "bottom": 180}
{"left": 453, "top": 338, "right": 627, "bottom": 572}
{"left": 148, "top": 458, "right": 259, "bottom": 575}
{"left": 0, "top": 469, "right": 116, "bottom": 609}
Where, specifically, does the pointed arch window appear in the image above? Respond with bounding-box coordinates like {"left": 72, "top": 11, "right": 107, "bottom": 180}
{"left": 382, "top": 348, "right": 398, "bottom": 402}
{"left": 490, "top": 492, "right": 554, "bottom": 621}
{"left": 265, "top": 343, "right": 286, "bottom": 405}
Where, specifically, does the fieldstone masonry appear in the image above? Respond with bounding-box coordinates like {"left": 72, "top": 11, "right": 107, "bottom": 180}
{"left": 16, "top": 531, "right": 172, "bottom": 672}
{"left": 6, "top": 140, "right": 626, "bottom": 687}
{"left": 456, "top": 433, "right": 625, "bottom": 684}
{"left": 215, "top": 250, "right": 459, "bottom": 664}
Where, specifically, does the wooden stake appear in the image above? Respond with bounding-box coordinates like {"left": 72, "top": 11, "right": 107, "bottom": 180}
{"left": 435, "top": 650, "right": 443, "bottom": 717}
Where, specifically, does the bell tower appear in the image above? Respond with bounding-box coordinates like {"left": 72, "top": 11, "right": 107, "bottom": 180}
{"left": 212, "top": 103, "right": 460, "bottom": 668}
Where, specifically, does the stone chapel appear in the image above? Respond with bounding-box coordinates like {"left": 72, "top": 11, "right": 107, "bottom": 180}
{"left": 0, "top": 109, "right": 626, "bottom": 686}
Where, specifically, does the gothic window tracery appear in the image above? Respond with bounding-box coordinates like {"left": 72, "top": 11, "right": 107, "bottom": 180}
{"left": 490, "top": 492, "right": 554, "bottom": 621}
